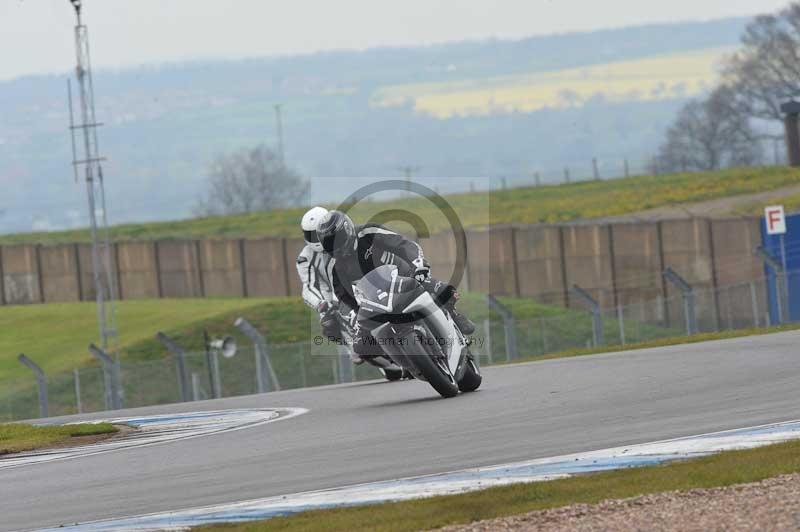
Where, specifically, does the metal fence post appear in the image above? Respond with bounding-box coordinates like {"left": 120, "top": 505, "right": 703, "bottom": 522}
{"left": 89, "top": 343, "right": 123, "bottom": 410}
{"left": 191, "top": 372, "right": 203, "bottom": 401}
{"left": 234, "top": 318, "right": 280, "bottom": 393}
{"left": 569, "top": 285, "right": 603, "bottom": 347}
{"left": 156, "top": 332, "right": 190, "bottom": 402}
{"left": 73, "top": 368, "right": 83, "bottom": 414}
{"left": 202, "top": 331, "right": 222, "bottom": 399}
{"left": 750, "top": 282, "right": 760, "bottom": 328}
{"left": 539, "top": 317, "right": 549, "bottom": 354}
{"left": 483, "top": 318, "right": 493, "bottom": 363}
{"left": 756, "top": 246, "right": 788, "bottom": 324}
{"left": 617, "top": 305, "right": 626, "bottom": 345}
{"left": 662, "top": 267, "right": 697, "bottom": 336}
{"left": 486, "top": 295, "right": 519, "bottom": 360}
{"left": 18, "top": 354, "right": 48, "bottom": 418}
{"left": 337, "top": 344, "right": 353, "bottom": 383}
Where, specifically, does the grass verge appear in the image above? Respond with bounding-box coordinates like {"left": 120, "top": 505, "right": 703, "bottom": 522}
{"left": 201, "top": 439, "right": 800, "bottom": 532}
{"left": 0, "top": 298, "right": 276, "bottom": 384}
{"left": 0, "top": 422, "right": 118, "bottom": 455}
{"left": 2, "top": 166, "right": 798, "bottom": 245}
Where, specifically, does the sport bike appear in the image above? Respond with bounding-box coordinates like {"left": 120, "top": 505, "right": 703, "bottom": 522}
{"left": 354, "top": 264, "right": 482, "bottom": 398}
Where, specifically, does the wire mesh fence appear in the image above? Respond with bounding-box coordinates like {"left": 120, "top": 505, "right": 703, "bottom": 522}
{"left": 472, "top": 277, "right": 775, "bottom": 366}
{"left": 0, "top": 276, "right": 787, "bottom": 422}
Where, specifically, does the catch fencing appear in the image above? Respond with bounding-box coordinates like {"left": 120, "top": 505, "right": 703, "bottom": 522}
{"left": 0, "top": 275, "right": 785, "bottom": 422}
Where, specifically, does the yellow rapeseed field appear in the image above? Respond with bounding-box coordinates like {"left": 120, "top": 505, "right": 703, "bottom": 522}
{"left": 372, "top": 47, "right": 735, "bottom": 118}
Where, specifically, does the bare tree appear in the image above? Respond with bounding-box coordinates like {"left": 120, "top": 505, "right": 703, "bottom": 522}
{"left": 655, "top": 86, "right": 760, "bottom": 173}
{"left": 723, "top": 3, "right": 800, "bottom": 121}
{"left": 194, "top": 144, "right": 309, "bottom": 216}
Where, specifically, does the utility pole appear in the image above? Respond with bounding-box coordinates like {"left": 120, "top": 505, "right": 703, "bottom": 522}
{"left": 67, "top": 0, "right": 118, "bottom": 353}
{"left": 398, "top": 165, "right": 420, "bottom": 194}
{"left": 274, "top": 104, "right": 285, "bottom": 166}
{"left": 774, "top": 136, "right": 781, "bottom": 166}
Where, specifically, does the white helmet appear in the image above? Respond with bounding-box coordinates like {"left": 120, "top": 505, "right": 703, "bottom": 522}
{"left": 301, "top": 206, "right": 329, "bottom": 252}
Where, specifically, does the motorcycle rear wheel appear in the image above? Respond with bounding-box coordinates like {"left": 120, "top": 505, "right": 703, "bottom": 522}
{"left": 412, "top": 330, "right": 459, "bottom": 398}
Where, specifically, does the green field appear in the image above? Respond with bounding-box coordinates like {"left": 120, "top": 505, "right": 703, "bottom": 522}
{"left": 202, "top": 439, "right": 800, "bottom": 532}
{"left": 0, "top": 299, "right": 276, "bottom": 384}
{"left": 1, "top": 166, "right": 797, "bottom": 246}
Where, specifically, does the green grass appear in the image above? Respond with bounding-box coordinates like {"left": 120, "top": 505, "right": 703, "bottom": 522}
{"left": 740, "top": 190, "right": 800, "bottom": 217}
{"left": 0, "top": 293, "right": 566, "bottom": 385}
{"left": 1, "top": 167, "right": 798, "bottom": 245}
{"left": 202, "top": 439, "right": 800, "bottom": 532}
{"left": 0, "top": 298, "right": 278, "bottom": 384}
{"left": 0, "top": 422, "right": 117, "bottom": 455}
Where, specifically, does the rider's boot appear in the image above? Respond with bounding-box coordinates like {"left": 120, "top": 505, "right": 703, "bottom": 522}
{"left": 449, "top": 307, "right": 476, "bottom": 335}
{"left": 443, "top": 291, "right": 475, "bottom": 335}
{"left": 423, "top": 279, "right": 476, "bottom": 335}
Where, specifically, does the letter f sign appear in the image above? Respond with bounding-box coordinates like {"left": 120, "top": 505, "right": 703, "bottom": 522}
{"left": 765, "top": 205, "right": 786, "bottom": 235}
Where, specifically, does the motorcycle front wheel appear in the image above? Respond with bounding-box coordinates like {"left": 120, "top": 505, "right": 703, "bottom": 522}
{"left": 457, "top": 354, "right": 482, "bottom": 392}
{"left": 412, "top": 330, "right": 459, "bottom": 398}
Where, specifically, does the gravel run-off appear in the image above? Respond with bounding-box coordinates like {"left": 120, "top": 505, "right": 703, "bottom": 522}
{"left": 437, "top": 473, "right": 800, "bottom": 531}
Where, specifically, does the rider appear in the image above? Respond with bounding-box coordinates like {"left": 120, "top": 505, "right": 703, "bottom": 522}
{"left": 316, "top": 210, "right": 475, "bottom": 357}
{"left": 296, "top": 206, "right": 356, "bottom": 357}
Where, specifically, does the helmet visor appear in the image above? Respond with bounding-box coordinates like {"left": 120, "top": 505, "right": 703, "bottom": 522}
{"left": 303, "top": 230, "right": 319, "bottom": 244}
{"left": 320, "top": 233, "right": 335, "bottom": 253}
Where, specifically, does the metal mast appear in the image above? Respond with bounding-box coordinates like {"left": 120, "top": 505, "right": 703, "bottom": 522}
{"left": 273, "top": 103, "right": 285, "bottom": 166}
{"left": 67, "top": 0, "right": 118, "bottom": 352}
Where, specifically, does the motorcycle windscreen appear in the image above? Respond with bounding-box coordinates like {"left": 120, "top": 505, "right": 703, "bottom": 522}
{"left": 354, "top": 264, "right": 418, "bottom": 313}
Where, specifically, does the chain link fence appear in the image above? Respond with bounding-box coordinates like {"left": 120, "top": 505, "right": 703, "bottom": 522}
{"left": 0, "top": 276, "right": 787, "bottom": 422}
{"left": 473, "top": 277, "right": 776, "bottom": 366}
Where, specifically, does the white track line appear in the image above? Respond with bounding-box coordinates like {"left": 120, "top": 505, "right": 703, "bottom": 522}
{"left": 1, "top": 408, "right": 308, "bottom": 471}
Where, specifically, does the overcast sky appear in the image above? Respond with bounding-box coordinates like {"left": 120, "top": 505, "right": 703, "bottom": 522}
{"left": 0, "top": 0, "right": 790, "bottom": 81}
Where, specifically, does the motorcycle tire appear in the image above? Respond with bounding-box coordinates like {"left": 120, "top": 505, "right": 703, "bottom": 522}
{"left": 412, "top": 330, "right": 459, "bottom": 398}
{"left": 457, "top": 354, "right": 482, "bottom": 392}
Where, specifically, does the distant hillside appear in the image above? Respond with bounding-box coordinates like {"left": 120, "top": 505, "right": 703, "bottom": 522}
{"left": 0, "top": 17, "right": 748, "bottom": 235}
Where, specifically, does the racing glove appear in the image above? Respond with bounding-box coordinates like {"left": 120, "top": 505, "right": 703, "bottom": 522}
{"left": 318, "top": 301, "right": 340, "bottom": 340}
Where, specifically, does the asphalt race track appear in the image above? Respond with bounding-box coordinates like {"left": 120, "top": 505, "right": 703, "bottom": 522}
{"left": 3, "top": 332, "right": 799, "bottom": 531}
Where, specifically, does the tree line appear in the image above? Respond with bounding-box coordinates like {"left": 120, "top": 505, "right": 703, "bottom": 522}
{"left": 655, "top": 3, "right": 800, "bottom": 172}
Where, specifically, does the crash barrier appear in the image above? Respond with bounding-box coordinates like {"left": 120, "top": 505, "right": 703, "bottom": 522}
{"left": 1, "top": 276, "right": 780, "bottom": 421}
{"left": 0, "top": 218, "right": 771, "bottom": 322}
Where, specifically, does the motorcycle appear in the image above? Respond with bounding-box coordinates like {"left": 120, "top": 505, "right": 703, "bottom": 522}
{"left": 333, "top": 304, "right": 409, "bottom": 381}
{"left": 354, "top": 264, "right": 482, "bottom": 398}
